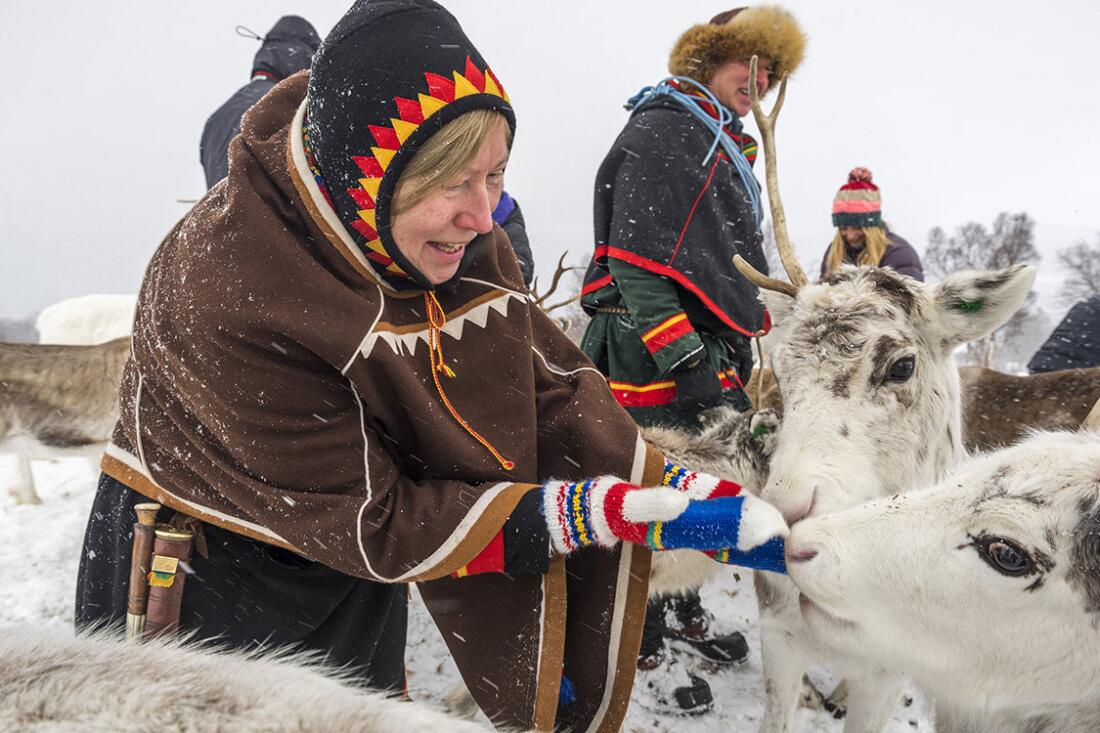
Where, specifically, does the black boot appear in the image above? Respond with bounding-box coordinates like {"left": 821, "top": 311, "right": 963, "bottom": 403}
{"left": 665, "top": 590, "right": 749, "bottom": 666}
{"left": 636, "top": 597, "right": 713, "bottom": 716}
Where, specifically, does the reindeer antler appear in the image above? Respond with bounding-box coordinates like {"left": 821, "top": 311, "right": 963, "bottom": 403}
{"left": 734, "top": 55, "right": 808, "bottom": 295}
{"left": 1083, "top": 395, "right": 1100, "bottom": 431}
{"left": 531, "top": 251, "right": 581, "bottom": 315}
{"left": 733, "top": 255, "right": 799, "bottom": 298}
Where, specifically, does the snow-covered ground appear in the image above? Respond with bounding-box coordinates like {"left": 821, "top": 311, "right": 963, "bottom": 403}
{"left": 1, "top": 458, "right": 934, "bottom": 731}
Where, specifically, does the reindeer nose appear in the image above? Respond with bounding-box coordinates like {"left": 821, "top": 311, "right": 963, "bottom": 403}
{"left": 784, "top": 486, "right": 818, "bottom": 525}
{"left": 786, "top": 545, "right": 819, "bottom": 564}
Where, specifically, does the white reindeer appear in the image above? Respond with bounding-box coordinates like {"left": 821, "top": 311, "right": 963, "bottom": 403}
{"left": 36, "top": 293, "right": 137, "bottom": 345}
{"left": 0, "top": 625, "right": 494, "bottom": 732}
{"left": 748, "top": 262, "right": 1035, "bottom": 731}
{"left": 731, "top": 58, "right": 1038, "bottom": 731}
{"left": 786, "top": 429, "right": 1100, "bottom": 733}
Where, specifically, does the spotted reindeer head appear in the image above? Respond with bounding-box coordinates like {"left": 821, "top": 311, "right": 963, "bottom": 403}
{"left": 730, "top": 64, "right": 1035, "bottom": 524}
{"left": 786, "top": 430, "right": 1100, "bottom": 718}
{"left": 758, "top": 263, "right": 1035, "bottom": 523}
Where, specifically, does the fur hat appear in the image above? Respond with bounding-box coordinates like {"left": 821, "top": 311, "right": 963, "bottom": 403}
{"left": 832, "top": 167, "right": 882, "bottom": 228}
{"left": 668, "top": 6, "right": 806, "bottom": 91}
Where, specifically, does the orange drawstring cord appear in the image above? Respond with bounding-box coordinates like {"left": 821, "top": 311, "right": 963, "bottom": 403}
{"left": 424, "top": 292, "right": 515, "bottom": 471}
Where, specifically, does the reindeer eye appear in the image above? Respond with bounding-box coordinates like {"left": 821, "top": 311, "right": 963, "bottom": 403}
{"left": 977, "top": 537, "right": 1035, "bottom": 577}
{"left": 886, "top": 356, "right": 915, "bottom": 382}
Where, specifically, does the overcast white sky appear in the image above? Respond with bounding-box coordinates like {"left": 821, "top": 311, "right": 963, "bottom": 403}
{"left": 1, "top": 0, "right": 1097, "bottom": 321}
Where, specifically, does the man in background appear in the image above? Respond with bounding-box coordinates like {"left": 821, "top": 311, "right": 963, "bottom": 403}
{"left": 200, "top": 16, "right": 321, "bottom": 189}
{"left": 579, "top": 5, "right": 805, "bottom": 715}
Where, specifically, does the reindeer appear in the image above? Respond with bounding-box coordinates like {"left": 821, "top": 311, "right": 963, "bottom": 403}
{"left": 731, "top": 57, "right": 1037, "bottom": 732}
{"left": 959, "top": 365, "right": 1100, "bottom": 450}
{"left": 754, "top": 364, "right": 1100, "bottom": 453}
{"left": 0, "top": 625, "right": 493, "bottom": 732}
{"left": 0, "top": 337, "right": 129, "bottom": 504}
{"left": 785, "top": 427, "right": 1100, "bottom": 733}
{"left": 36, "top": 293, "right": 137, "bottom": 345}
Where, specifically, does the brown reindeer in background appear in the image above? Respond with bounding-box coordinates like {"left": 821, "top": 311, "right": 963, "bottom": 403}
{"left": 753, "top": 365, "right": 1100, "bottom": 453}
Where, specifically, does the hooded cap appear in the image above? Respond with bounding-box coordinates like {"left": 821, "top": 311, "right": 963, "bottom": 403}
{"left": 668, "top": 5, "right": 806, "bottom": 91}
{"left": 305, "top": 0, "right": 515, "bottom": 290}
{"left": 832, "top": 167, "right": 882, "bottom": 228}
{"left": 252, "top": 16, "right": 321, "bottom": 81}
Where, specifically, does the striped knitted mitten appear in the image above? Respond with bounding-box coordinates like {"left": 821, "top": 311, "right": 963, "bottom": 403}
{"left": 542, "top": 473, "right": 788, "bottom": 561}
{"left": 662, "top": 461, "right": 789, "bottom": 574}
{"left": 542, "top": 476, "right": 689, "bottom": 554}
{"left": 709, "top": 537, "right": 787, "bottom": 574}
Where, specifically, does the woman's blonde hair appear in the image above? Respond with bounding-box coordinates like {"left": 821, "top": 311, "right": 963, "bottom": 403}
{"left": 391, "top": 109, "right": 511, "bottom": 216}
{"left": 825, "top": 225, "right": 890, "bottom": 276}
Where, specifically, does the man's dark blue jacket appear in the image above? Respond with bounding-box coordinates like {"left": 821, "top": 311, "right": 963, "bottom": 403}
{"left": 200, "top": 16, "right": 320, "bottom": 189}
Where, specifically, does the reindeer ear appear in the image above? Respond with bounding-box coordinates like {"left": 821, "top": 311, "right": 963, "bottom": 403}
{"left": 759, "top": 288, "right": 795, "bottom": 327}
{"left": 930, "top": 264, "right": 1036, "bottom": 349}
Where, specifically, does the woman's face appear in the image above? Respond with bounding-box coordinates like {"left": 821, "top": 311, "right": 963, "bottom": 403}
{"left": 840, "top": 226, "right": 866, "bottom": 249}
{"left": 708, "top": 55, "right": 773, "bottom": 118}
{"left": 390, "top": 120, "right": 509, "bottom": 285}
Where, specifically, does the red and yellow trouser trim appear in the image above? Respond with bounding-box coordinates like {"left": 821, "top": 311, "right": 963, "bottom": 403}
{"left": 609, "top": 367, "right": 745, "bottom": 408}
{"left": 640, "top": 312, "right": 694, "bottom": 355}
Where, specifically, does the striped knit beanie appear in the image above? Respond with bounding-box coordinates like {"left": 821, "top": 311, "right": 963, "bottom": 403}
{"left": 831, "top": 167, "right": 882, "bottom": 228}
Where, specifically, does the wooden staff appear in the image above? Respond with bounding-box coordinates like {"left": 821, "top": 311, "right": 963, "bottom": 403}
{"left": 125, "top": 502, "right": 161, "bottom": 640}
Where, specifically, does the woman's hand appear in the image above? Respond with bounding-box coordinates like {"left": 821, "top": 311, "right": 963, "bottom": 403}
{"left": 709, "top": 536, "right": 787, "bottom": 574}
{"left": 647, "top": 494, "right": 787, "bottom": 553}
{"left": 660, "top": 460, "right": 789, "bottom": 573}
{"left": 543, "top": 476, "right": 689, "bottom": 554}
{"left": 541, "top": 476, "right": 787, "bottom": 560}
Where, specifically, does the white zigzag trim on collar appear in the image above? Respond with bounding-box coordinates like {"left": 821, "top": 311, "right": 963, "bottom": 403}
{"left": 359, "top": 290, "right": 524, "bottom": 359}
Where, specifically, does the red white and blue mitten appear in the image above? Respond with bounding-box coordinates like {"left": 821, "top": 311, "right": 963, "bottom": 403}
{"left": 541, "top": 474, "right": 788, "bottom": 565}
{"left": 662, "top": 461, "right": 746, "bottom": 500}
{"left": 662, "top": 461, "right": 789, "bottom": 574}
{"left": 542, "top": 476, "right": 689, "bottom": 554}
{"left": 708, "top": 537, "right": 787, "bottom": 574}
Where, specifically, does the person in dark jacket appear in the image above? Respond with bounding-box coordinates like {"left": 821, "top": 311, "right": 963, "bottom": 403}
{"left": 1028, "top": 295, "right": 1100, "bottom": 373}
{"left": 492, "top": 190, "right": 534, "bottom": 287}
{"left": 820, "top": 167, "right": 924, "bottom": 281}
{"left": 199, "top": 15, "right": 321, "bottom": 189}
{"left": 198, "top": 15, "right": 539, "bottom": 289}
{"left": 578, "top": 5, "right": 806, "bottom": 716}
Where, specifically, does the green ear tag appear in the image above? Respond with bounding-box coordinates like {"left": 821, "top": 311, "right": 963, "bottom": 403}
{"left": 752, "top": 423, "right": 774, "bottom": 438}
{"left": 957, "top": 298, "right": 984, "bottom": 313}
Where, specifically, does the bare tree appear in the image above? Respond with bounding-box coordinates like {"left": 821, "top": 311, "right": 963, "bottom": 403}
{"left": 1057, "top": 234, "right": 1100, "bottom": 305}
{"left": 925, "top": 212, "right": 1043, "bottom": 370}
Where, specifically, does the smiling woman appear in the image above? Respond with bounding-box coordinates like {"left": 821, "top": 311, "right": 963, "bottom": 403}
{"left": 70, "top": 1, "right": 788, "bottom": 731}
{"left": 391, "top": 111, "right": 510, "bottom": 285}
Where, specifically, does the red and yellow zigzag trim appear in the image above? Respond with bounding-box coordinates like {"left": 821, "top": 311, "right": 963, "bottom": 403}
{"left": 345, "top": 56, "right": 509, "bottom": 278}
{"left": 641, "top": 312, "right": 694, "bottom": 355}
